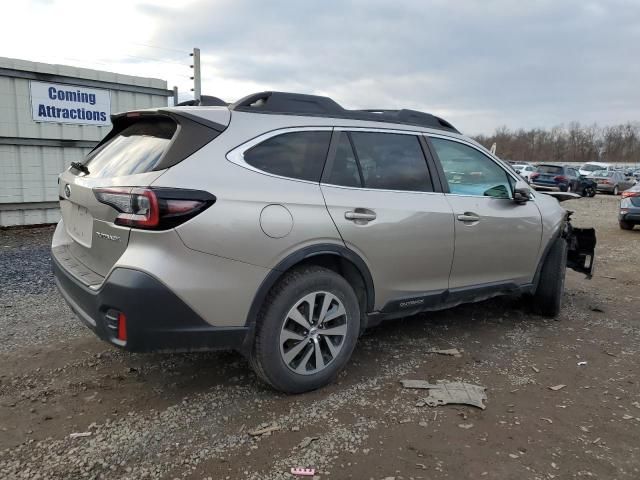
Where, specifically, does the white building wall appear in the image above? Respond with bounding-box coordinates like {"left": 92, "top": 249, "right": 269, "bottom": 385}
{"left": 0, "top": 56, "right": 172, "bottom": 227}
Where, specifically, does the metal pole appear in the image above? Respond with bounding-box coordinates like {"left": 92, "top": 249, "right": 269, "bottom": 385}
{"left": 191, "top": 47, "right": 201, "bottom": 103}
{"left": 173, "top": 86, "right": 179, "bottom": 106}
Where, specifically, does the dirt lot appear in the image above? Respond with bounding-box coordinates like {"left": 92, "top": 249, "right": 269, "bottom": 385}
{"left": 1, "top": 195, "right": 639, "bottom": 480}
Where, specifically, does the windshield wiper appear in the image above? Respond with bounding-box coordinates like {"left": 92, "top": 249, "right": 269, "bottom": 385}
{"left": 70, "top": 162, "right": 90, "bottom": 175}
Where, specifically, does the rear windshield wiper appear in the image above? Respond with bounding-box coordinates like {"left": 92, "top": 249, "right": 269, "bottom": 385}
{"left": 70, "top": 162, "right": 90, "bottom": 175}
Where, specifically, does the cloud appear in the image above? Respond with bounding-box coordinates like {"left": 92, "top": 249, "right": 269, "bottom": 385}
{"left": 2, "top": 0, "right": 638, "bottom": 133}
{"left": 145, "top": 0, "right": 639, "bottom": 133}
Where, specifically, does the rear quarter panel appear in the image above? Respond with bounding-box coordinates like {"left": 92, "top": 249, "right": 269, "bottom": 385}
{"left": 150, "top": 114, "right": 345, "bottom": 269}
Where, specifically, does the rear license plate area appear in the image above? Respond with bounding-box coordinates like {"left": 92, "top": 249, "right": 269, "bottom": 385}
{"left": 67, "top": 204, "right": 93, "bottom": 247}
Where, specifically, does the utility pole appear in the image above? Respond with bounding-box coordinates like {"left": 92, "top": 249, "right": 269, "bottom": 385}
{"left": 190, "top": 47, "right": 201, "bottom": 103}
{"left": 172, "top": 86, "right": 179, "bottom": 106}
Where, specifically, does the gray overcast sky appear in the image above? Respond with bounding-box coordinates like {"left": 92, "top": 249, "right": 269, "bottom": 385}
{"left": 3, "top": 0, "right": 639, "bottom": 134}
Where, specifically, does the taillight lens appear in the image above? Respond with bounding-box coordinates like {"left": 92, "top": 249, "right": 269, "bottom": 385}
{"left": 94, "top": 187, "right": 215, "bottom": 230}
{"left": 554, "top": 175, "right": 567, "bottom": 182}
{"left": 622, "top": 190, "right": 640, "bottom": 198}
{"left": 530, "top": 172, "right": 539, "bottom": 179}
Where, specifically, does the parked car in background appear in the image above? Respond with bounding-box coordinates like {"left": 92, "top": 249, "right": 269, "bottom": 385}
{"left": 530, "top": 164, "right": 582, "bottom": 192}
{"left": 512, "top": 164, "right": 536, "bottom": 182}
{"left": 619, "top": 183, "right": 640, "bottom": 230}
{"left": 579, "top": 161, "right": 613, "bottom": 177}
{"left": 588, "top": 170, "right": 635, "bottom": 195}
{"left": 577, "top": 176, "right": 598, "bottom": 197}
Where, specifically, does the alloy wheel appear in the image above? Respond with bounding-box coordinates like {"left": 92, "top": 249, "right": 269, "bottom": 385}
{"left": 279, "top": 291, "right": 348, "bottom": 375}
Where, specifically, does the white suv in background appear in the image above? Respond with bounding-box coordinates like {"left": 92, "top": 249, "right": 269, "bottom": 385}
{"left": 579, "top": 162, "right": 613, "bottom": 177}
{"left": 513, "top": 164, "right": 536, "bottom": 182}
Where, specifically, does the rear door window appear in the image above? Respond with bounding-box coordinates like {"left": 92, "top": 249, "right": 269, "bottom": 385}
{"left": 244, "top": 131, "right": 331, "bottom": 182}
{"left": 84, "top": 118, "right": 176, "bottom": 177}
{"left": 348, "top": 132, "right": 433, "bottom": 192}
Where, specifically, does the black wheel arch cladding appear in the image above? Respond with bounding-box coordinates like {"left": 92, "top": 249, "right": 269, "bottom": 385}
{"left": 242, "top": 244, "right": 374, "bottom": 351}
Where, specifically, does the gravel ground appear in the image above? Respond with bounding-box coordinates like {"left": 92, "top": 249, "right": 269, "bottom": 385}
{"left": 1, "top": 226, "right": 88, "bottom": 353}
{"left": 1, "top": 195, "right": 639, "bottom": 480}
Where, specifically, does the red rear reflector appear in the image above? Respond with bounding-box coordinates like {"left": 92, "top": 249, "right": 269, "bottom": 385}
{"left": 554, "top": 176, "right": 567, "bottom": 182}
{"left": 117, "top": 312, "right": 127, "bottom": 341}
{"left": 622, "top": 190, "right": 640, "bottom": 198}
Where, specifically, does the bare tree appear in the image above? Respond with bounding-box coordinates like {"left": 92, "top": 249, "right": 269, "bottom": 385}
{"left": 475, "top": 123, "right": 640, "bottom": 164}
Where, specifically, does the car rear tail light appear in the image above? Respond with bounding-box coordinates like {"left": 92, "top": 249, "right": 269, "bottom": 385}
{"left": 554, "top": 176, "right": 567, "bottom": 182}
{"left": 530, "top": 172, "right": 539, "bottom": 179}
{"left": 94, "top": 187, "right": 215, "bottom": 230}
{"left": 622, "top": 190, "right": 640, "bottom": 198}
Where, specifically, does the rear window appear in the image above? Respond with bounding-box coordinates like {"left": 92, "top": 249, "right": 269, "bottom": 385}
{"left": 84, "top": 118, "right": 176, "bottom": 177}
{"left": 536, "top": 165, "right": 563, "bottom": 174}
{"left": 244, "top": 131, "right": 331, "bottom": 182}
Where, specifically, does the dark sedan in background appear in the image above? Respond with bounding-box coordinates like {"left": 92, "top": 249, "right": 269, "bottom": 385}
{"left": 589, "top": 170, "right": 636, "bottom": 195}
{"left": 620, "top": 183, "right": 640, "bottom": 230}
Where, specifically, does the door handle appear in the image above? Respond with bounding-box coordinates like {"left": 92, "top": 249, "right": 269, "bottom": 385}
{"left": 456, "top": 212, "right": 480, "bottom": 222}
{"left": 345, "top": 209, "right": 377, "bottom": 222}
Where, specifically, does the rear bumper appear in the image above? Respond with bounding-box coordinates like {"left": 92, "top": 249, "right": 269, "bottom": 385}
{"left": 52, "top": 254, "right": 248, "bottom": 352}
{"left": 620, "top": 211, "right": 640, "bottom": 223}
{"left": 596, "top": 184, "right": 614, "bottom": 192}
{"left": 531, "top": 183, "right": 562, "bottom": 192}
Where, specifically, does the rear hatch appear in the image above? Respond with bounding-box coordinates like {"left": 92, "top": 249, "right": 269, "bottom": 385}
{"left": 534, "top": 165, "right": 563, "bottom": 184}
{"left": 56, "top": 110, "right": 227, "bottom": 282}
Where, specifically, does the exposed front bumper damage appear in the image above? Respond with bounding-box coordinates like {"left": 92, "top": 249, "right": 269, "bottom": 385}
{"left": 564, "top": 213, "right": 596, "bottom": 278}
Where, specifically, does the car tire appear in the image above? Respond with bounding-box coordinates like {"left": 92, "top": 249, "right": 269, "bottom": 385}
{"left": 619, "top": 220, "right": 634, "bottom": 230}
{"left": 613, "top": 185, "right": 619, "bottom": 195}
{"left": 588, "top": 187, "right": 596, "bottom": 197}
{"left": 250, "top": 266, "right": 360, "bottom": 394}
{"left": 532, "top": 236, "right": 568, "bottom": 318}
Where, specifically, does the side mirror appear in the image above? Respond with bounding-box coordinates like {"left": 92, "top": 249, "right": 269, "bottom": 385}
{"left": 513, "top": 180, "right": 531, "bottom": 204}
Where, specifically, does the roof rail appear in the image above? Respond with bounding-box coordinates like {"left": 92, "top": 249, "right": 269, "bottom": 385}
{"left": 228, "top": 91, "right": 459, "bottom": 133}
{"left": 177, "top": 95, "right": 228, "bottom": 107}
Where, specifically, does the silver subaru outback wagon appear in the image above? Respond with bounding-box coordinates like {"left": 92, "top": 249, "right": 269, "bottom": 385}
{"left": 52, "top": 91, "right": 596, "bottom": 393}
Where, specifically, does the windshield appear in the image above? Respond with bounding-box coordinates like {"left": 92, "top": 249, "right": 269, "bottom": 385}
{"left": 581, "top": 164, "right": 605, "bottom": 172}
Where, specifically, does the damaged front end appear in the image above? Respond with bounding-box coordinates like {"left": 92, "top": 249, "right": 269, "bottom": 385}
{"left": 563, "top": 212, "right": 596, "bottom": 278}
